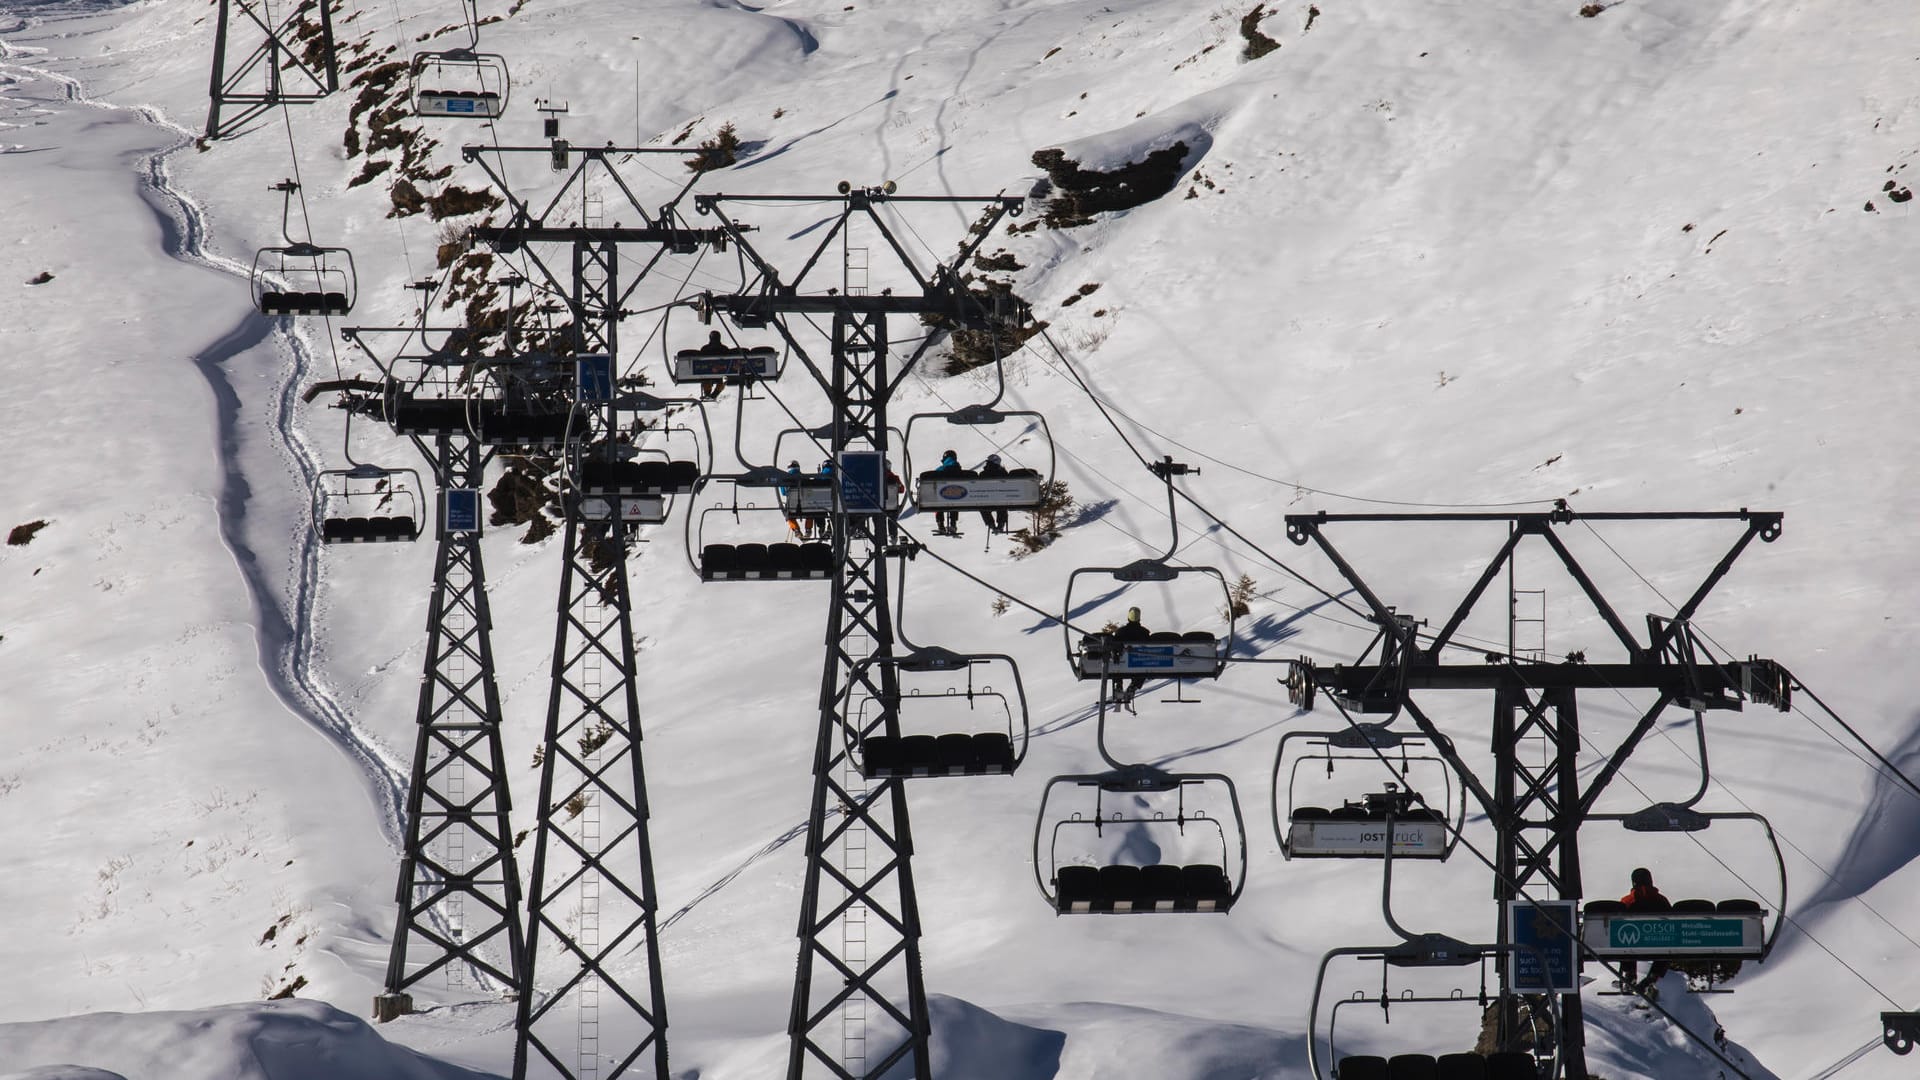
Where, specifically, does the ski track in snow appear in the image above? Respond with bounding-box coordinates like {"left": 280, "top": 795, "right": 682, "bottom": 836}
{"left": 0, "top": 29, "right": 411, "bottom": 849}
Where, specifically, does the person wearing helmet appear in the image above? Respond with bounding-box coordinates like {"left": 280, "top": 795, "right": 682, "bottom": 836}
{"left": 1108, "top": 606, "right": 1151, "bottom": 705}
{"left": 781, "top": 460, "right": 807, "bottom": 539}
{"left": 976, "top": 452, "right": 1011, "bottom": 533}
{"left": 931, "top": 449, "right": 965, "bottom": 535}
{"left": 696, "top": 329, "right": 730, "bottom": 400}
{"left": 1618, "top": 867, "right": 1672, "bottom": 997}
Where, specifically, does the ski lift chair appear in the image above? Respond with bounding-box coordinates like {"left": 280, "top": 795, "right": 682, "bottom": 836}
{"left": 1582, "top": 706, "right": 1788, "bottom": 992}
{"left": 1273, "top": 723, "right": 1461, "bottom": 861}
{"left": 411, "top": 47, "right": 509, "bottom": 118}
{"left": 1312, "top": 939, "right": 1559, "bottom": 1080}
{"left": 1034, "top": 765, "right": 1247, "bottom": 915}
{"left": 1063, "top": 559, "right": 1233, "bottom": 683}
{"left": 1581, "top": 803, "right": 1785, "bottom": 991}
{"left": 845, "top": 647, "right": 1031, "bottom": 779}
{"left": 575, "top": 391, "right": 710, "bottom": 497}
{"left": 251, "top": 178, "right": 355, "bottom": 317}
{"left": 685, "top": 473, "right": 833, "bottom": 581}
{"left": 471, "top": 358, "right": 574, "bottom": 449}
{"left": 314, "top": 462, "right": 423, "bottom": 543}
{"left": 902, "top": 404, "right": 1053, "bottom": 514}
{"left": 252, "top": 242, "right": 356, "bottom": 316}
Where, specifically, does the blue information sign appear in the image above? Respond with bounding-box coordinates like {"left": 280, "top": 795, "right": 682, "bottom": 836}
{"left": 1508, "top": 900, "right": 1579, "bottom": 993}
{"left": 838, "top": 451, "right": 885, "bottom": 514}
{"left": 444, "top": 488, "right": 482, "bottom": 535}
{"left": 576, "top": 354, "right": 614, "bottom": 403}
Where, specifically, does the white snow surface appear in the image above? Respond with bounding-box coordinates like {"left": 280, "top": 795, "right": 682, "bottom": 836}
{"left": 1, "top": 0, "right": 1918, "bottom": 1077}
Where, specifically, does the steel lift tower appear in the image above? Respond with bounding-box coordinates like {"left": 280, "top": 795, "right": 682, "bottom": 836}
{"left": 1283, "top": 505, "right": 1795, "bottom": 1078}
{"left": 691, "top": 183, "right": 1026, "bottom": 1079}
{"left": 206, "top": 0, "right": 339, "bottom": 138}
{"left": 326, "top": 324, "right": 528, "bottom": 1022}
{"left": 463, "top": 125, "right": 726, "bottom": 1080}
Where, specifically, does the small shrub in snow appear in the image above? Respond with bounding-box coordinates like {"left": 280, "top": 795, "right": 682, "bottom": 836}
{"left": 7, "top": 519, "right": 48, "bottom": 546}
{"left": 1009, "top": 480, "right": 1076, "bottom": 557}
{"left": 685, "top": 122, "right": 741, "bottom": 173}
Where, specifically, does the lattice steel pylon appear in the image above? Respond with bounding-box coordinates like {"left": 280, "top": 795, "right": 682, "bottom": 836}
{"left": 206, "top": 0, "right": 339, "bottom": 138}
{"left": 322, "top": 323, "right": 531, "bottom": 1022}
{"left": 460, "top": 128, "right": 728, "bottom": 1080}
{"left": 691, "top": 184, "right": 1025, "bottom": 1078}
{"left": 1285, "top": 507, "right": 1795, "bottom": 1079}
{"left": 375, "top": 431, "right": 525, "bottom": 1021}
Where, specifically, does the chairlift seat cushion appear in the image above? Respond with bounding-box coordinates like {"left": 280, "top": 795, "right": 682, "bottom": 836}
{"left": 1095, "top": 865, "right": 1142, "bottom": 911}
{"left": 767, "top": 545, "right": 804, "bottom": 574}
{"left": 968, "top": 733, "right": 1015, "bottom": 771}
{"left": 1672, "top": 898, "right": 1717, "bottom": 913}
{"left": 1055, "top": 866, "right": 1100, "bottom": 912}
{"left": 1483, "top": 1052, "right": 1536, "bottom": 1080}
{"left": 1583, "top": 899, "right": 1625, "bottom": 914}
{"left": 1388, "top": 1054, "right": 1440, "bottom": 1080}
{"left": 1435, "top": 1053, "right": 1488, "bottom": 1080}
{"left": 700, "top": 544, "right": 736, "bottom": 579}
{"left": 1292, "top": 806, "right": 1334, "bottom": 821}
{"left": 1331, "top": 806, "right": 1372, "bottom": 821}
{"left": 1337, "top": 1056, "right": 1390, "bottom": 1080}
{"left": 1180, "top": 864, "right": 1232, "bottom": 910}
{"left": 389, "top": 397, "right": 466, "bottom": 435}
{"left": 799, "top": 543, "right": 833, "bottom": 574}
{"left": 1716, "top": 898, "right": 1763, "bottom": 914}
{"left": 859, "top": 738, "right": 904, "bottom": 775}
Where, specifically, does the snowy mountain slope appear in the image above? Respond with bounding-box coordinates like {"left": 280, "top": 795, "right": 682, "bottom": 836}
{"left": 2, "top": 0, "right": 1918, "bottom": 1076}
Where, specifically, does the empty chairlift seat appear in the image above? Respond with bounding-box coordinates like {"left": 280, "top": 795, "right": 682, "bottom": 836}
{"left": 386, "top": 393, "right": 468, "bottom": 436}
{"left": 1051, "top": 862, "right": 1234, "bottom": 915}
{"left": 1337, "top": 1057, "right": 1389, "bottom": 1080}
{"left": 1388, "top": 1055, "right": 1440, "bottom": 1080}
{"left": 698, "top": 541, "right": 833, "bottom": 581}
{"left": 859, "top": 731, "right": 1014, "bottom": 779}
{"left": 476, "top": 405, "right": 570, "bottom": 447}
{"left": 578, "top": 458, "right": 700, "bottom": 495}
{"left": 322, "top": 514, "right": 418, "bottom": 543}
{"left": 1484, "top": 1052, "right": 1537, "bottom": 1080}
{"left": 258, "top": 290, "right": 350, "bottom": 316}
{"left": 1435, "top": 1053, "right": 1489, "bottom": 1080}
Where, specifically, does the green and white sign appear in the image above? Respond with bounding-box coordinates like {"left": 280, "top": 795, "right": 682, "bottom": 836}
{"left": 1609, "top": 917, "right": 1745, "bottom": 950}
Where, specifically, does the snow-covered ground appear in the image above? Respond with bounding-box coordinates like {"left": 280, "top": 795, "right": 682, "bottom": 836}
{"left": 2, "top": 0, "right": 1917, "bottom": 1076}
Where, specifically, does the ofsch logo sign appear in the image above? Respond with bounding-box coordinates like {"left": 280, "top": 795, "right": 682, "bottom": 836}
{"left": 1615, "top": 922, "right": 1644, "bottom": 946}
{"left": 939, "top": 484, "right": 968, "bottom": 500}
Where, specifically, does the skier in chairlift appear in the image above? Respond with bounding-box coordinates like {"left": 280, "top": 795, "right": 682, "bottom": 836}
{"left": 977, "top": 453, "right": 1011, "bottom": 534}
{"left": 1109, "top": 606, "right": 1151, "bottom": 706}
{"left": 931, "top": 449, "right": 964, "bottom": 536}
{"left": 1618, "top": 867, "right": 1673, "bottom": 998}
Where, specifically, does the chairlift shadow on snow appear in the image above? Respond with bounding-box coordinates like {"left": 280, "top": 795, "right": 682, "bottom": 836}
{"left": 1067, "top": 497, "right": 1118, "bottom": 528}
{"left": 1020, "top": 582, "right": 1127, "bottom": 636}
{"left": 1229, "top": 589, "right": 1355, "bottom": 658}
{"left": 1146, "top": 712, "right": 1299, "bottom": 772}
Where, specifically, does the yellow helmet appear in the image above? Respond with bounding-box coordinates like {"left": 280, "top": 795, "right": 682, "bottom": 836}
{"left": 1126, "top": 606, "right": 1141, "bottom": 623}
